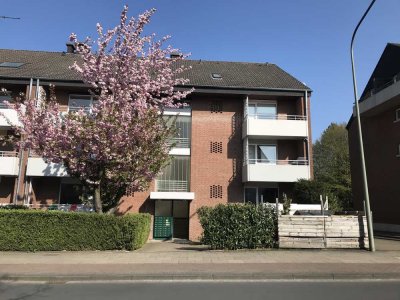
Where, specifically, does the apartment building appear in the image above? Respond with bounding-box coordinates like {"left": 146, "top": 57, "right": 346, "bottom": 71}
{"left": 348, "top": 43, "right": 400, "bottom": 233}
{"left": 0, "top": 47, "right": 312, "bottom": 241}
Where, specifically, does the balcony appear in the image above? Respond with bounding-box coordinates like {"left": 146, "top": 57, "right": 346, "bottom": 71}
{"left": 243, "top": 114, "right": 308, "bottom": 139}
{"left": 26, "top": 155, "right": 68, "bottom": 177}
{"left": 0, "top": 105, "right": 19, "bottom": 127}
{"left": 242, "top": 159, "right": 310, "bottom": 183}
{"left": 151, "top": 180, "right": 194, "bottom": 200}
{"left": 0, "top": 151, "right": 19, "bottom": 176}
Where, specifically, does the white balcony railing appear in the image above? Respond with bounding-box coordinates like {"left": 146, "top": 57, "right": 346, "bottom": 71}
{"left": 246, "top": 159, "right": 309, "bottom": 165}
{"left": 243, "top": 114, "right": 308, "bottom": 138}
{"left": 155, "top": 180, "right": 189, "bottom": 192}
{"left": 248, "top": 113, "right": 306, "bottom": 121}
{"left": 0, "top": 151, "right": 19, "bottom": 175}
{"left": 242, "top": 159, "right": 310, "bottom": 183}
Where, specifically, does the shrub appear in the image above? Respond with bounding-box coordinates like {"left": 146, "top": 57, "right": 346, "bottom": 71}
{"left": 197, "top": 204, "right": 277, "bottom": 250}
{"left": 0, "top": 210, "right": 150, "bottom": 251}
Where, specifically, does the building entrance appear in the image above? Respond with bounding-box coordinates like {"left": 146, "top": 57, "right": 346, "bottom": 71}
{"left": 154, "top": 200, "right": 190, "bottom": 239}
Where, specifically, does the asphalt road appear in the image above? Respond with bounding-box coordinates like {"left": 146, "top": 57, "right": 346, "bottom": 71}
{"left": 1, "top": 280, "right": 400, "bottom": 300}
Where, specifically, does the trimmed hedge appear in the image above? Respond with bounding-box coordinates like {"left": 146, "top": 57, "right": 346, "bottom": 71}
{"left": 0, "top": 210, "right": 150, "bottom": 251}
{"left": 197, "top": 204, "right": 278, "bottom": 250}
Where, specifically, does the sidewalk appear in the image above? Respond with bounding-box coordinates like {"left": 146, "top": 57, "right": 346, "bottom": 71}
{"left": 1, "top": 238, "right": 400, "bottom": 281}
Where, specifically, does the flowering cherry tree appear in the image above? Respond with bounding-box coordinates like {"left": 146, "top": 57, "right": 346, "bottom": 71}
{"left": 4, "top": 6, "right": 192, "bottom": 212}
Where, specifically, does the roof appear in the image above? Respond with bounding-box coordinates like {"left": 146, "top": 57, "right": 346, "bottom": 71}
{"left": 360, "top": 43, "right": 400, "bottom": 100}
{"left": 0, "top": 48, "right": 310, "bottom": 91}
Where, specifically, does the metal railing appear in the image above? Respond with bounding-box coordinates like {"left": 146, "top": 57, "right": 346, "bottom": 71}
{"left": 245, "top": 159, "right": 309, "bottom": 166}
{"left": 167, "top": 137, "right": 190, "bottom": 148}
{"left": 0, "top": 151, "right": 18, "bottom": 157}
{"left": 68, "top": 106, "right": 92, "bottom": 113}
{"left": 0, "top": 203, "right": 94, "bottom": 212}
{"left": 362, "top": 72, "right": 400, "bottom": 101}
{"left": 0, "top": 103, "right": 11, "bottom": 109}
{"left": 155, "top": 180, "right": 189, "bottom": 192}
{"left": 246, "top": 113, "right": 307, "bottom": 120}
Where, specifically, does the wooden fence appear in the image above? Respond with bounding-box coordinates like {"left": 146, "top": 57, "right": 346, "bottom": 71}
{"left": 278, "top": 215, "right": 369, "bottom": 249}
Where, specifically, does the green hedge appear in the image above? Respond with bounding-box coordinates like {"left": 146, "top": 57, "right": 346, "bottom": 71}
{"left": 197, "top": 204, "right": 278, "bottom": 250}
{"left": 0, "top": 210, "right": 150, "bottom": 251}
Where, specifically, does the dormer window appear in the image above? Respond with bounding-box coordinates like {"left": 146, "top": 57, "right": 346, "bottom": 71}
{"left": 211, "top": 73, "right": 222, "bottom": 80}
{"left": 0, "top": 62, "right": 24, "bottom": 68}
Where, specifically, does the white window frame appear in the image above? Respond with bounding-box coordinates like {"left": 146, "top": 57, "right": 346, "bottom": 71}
{"left": 248, "top": 142, "right": 277, "bottom": 165}
{"left": 68, "top": 94, "right": 96, "bottom": 113}
{"left": 248, "top": 100, "right": 277, "bottom": 119}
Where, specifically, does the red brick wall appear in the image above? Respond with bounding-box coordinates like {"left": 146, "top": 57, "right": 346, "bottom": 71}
{"left": 189, "top": 95, "right": 243, "bottom": 241}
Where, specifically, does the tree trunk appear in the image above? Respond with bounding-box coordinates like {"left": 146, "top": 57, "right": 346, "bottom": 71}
{"left": 94, "top": 185, "right": 103, "bottom": 213}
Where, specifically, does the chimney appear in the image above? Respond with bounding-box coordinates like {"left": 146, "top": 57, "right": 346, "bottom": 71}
{"left": 66, "top": 42, "right": 76, "bottom": 54}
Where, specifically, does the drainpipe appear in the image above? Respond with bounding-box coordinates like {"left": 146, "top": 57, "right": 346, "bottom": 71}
{"left": 304, "top": 90, "right": 311, "bottom": 179}
{"left": 14, "top": 78, "right": 33, "bottom": 204}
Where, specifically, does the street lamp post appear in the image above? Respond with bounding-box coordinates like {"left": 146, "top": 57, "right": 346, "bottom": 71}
{"left": 350, "top": 0, "right": 376, "bottom": 252}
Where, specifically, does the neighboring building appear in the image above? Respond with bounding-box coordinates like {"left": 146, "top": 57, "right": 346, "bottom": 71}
{"left": 347, "top": 43, "right": 400, "bottom": 233}
{"left": 0, "top": 46, "right": 313, "bottom": 241}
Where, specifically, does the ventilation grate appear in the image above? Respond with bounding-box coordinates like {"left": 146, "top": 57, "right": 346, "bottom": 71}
{"left": 210, "top": 185, "right": 223, "bottom": 198}
{"left": 210, "top": 141, "right": 222, "bottom": 153}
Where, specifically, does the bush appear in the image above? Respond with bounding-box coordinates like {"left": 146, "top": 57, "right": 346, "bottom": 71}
{"left": 294, "top": 179, "right": 352, "bottom": 211}
{"left": 293, "top": 179, "right": 326, "bottom": 204}
{"left": 197, "top": 204, "right": 277, "bottom": 250}
{"left": 0, "top": 210, "right": 150, "bottom": 251}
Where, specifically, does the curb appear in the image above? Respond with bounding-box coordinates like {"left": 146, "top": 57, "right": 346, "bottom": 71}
{"left": 2, "top": 272, "right": 400, "bottom": 282}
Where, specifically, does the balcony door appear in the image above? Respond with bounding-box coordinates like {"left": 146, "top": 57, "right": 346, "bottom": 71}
{"left": 248, "top": 102, "right": 276, "bottom": 119}
{"left": 249, "top": 144, "right": 277, "bottom": 164}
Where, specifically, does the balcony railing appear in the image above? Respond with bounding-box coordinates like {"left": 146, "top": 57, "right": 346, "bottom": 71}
{"left": 247, "top": 113, "right": 307, "bottom": 120}
{"left": 68, "top": 106, "right": 92, "bottom": 113}
{"left": 245, "top": 159, "right": 309, "bottom": 166}
{"left": 0, "top": 151, "right": 18, "bottom": 157}
{"left": 361, "top": 72, "right": 400, "bottom": 101}
{"left": 167, "top": 137, "right": 190, "bottom": 148}
{"left": 155, "top": 180, "right": 189, "bottom": 192}
{"left": 242, "top": 159, "right": 310, "bottom": 182}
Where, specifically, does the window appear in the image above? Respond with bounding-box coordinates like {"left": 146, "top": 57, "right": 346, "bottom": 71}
{"left": 397, "top": 144, "right": 400, "bottom": 157}
{"left": 396, "top": 108, "right": 400, "bottom": 122}
{"left": 68, "top": 95, "right": 95, "bottom": 113}
{"left": 248, "top": 101, "right": 276, "bottom": 119}
{"left": 156, "top": 156, "right": 190, "bottom": 192}
{"left": 245, "top": 187, "right": 257, "bottom": 205}
{"left": 0, "top": 62, "right": 24, "bottom": 68}
{"left": 0, "top": 95, "right": 11, "bottom": 109}
{"left": 248, "top": 144, "right": 277, "bottom": 164}
{"left": 245, "top": 187, "right": 278, "bottom": 205}
{"left": 211, "top": 73, "right": 222, "bottom": 80}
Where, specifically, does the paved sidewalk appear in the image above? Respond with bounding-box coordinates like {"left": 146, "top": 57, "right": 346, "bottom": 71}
{"left": 1, "top": 238, "right": 400, "bottom": 281}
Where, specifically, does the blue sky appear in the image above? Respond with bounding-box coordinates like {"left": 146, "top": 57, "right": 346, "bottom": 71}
{"left": 1, "top": 0, "right": 399, "bottom": 141}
